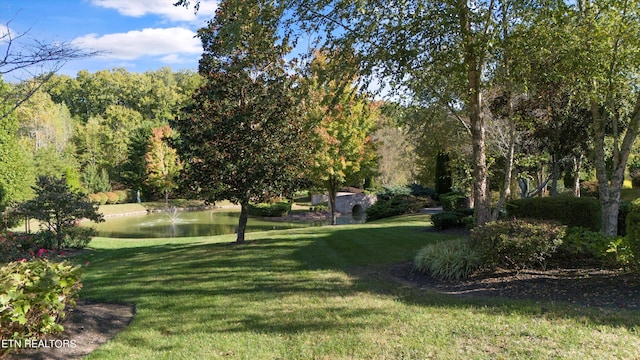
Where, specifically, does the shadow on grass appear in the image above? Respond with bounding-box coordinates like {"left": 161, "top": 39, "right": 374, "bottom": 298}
{"left": 76, "top": 217, "right": 640, "bottom": 338}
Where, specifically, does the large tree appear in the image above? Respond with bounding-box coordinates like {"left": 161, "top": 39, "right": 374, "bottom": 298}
{"left": 171, "top": 0, "right": 314, "bottom": 244}
{"left": 304, "top": 52, "right": 378, "bottom": 224}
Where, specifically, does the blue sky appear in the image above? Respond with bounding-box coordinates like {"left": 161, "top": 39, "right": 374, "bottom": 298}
{"left": 0, "top": 0, "right": 219, "bottom": 80}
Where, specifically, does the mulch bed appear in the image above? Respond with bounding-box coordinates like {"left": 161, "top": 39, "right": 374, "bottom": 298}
{"left": 390, "top": 262, "right": 640, "bottom": 310}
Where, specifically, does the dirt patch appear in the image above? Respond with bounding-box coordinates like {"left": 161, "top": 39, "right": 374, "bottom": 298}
{"left": 390, "top": 262, "right": 640, "bottom": 310}
{"left": 7, "top": 301, "right": 135, "bottom": 360}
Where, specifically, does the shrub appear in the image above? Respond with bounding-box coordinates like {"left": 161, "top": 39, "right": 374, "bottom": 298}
{"left": 64, "top": 226, "right": 97, "bottom": 249}
{"left": 366, "top": 195, "right": 429, "bottom": 221}
{"left": 557, "top": 227, "right": 614, "bottom": 265}
{"left": 408, "top": 184, "right": 437, "bottom": 199}
{"left": 431, "top": 210, "right": 472, "bottom": 230}
{"left": 580, "top": 181, "right": 599, "bottom": 198}
{"left": 114, "top": 190, "right": 129, "bottom": 204}
{"left": 87, "top": 193, "right": 101, "bottom": 204}
{"left": 96, "top": 192, "right": 108, "bottom": 205}
{"left": 414, "top": 238, "right": 481, "bottom": 280}
{"left": 506, "top": 196, "right": 601, "bottom": 231}
{"left": 625, "top": 199, "right": 640, "bottom": 267}
{"left": 471, "top": 219, "right": 566, "bottom": 270}
{"left": 310, "top": 204, "right": 329, "bottom": 212}
{"left": 105, "top": 192, "right": 119, "bottom": 204}
{"left": 0, "top": 259, "right": 82, "bottom": 355}
{"left": 0, "top": 232, "right": 38, "bottom": 264}
{"left": 376, "top": 185, "right": 411, "bottom": 201}
{"left": 248, "top": 202, "right": 292, "bottom": 217}
{"left": 439, "top": 192, "right": 468, "bottom": 211}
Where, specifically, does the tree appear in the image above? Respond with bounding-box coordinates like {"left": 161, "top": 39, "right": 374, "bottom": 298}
{"left": 145, "top": 125, "right": 182, "bottom": 204}
{"left": 304, "top": 51, "right": 378, "bottom": 225}
{"left": 286, "top": 0, "right": 533, "bottom": 226}
{"left": 0, "top": 79, "right": 34, "bottom": 208}
{"left": 17, "top": 175, "right": 104, "bottom": 249}
{"left": 1, "top": 15, "right": 96, "bottom": 120}
{"left": 171, "top": 0, "right": 314, "bottom": 244}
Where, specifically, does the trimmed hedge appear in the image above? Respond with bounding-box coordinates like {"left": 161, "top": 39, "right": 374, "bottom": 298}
{"left": 248, "top": 202, "right": 292, "bottom": 217}
{"left": 506, "top": 196, "right": 601, "bottom": 231}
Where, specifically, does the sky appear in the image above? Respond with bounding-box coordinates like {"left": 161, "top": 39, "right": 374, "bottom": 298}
{"left": 0, "top": 0, "right": 219, "bottom": 80}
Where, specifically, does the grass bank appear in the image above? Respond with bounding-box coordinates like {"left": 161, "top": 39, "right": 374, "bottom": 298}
{"left": 77, "top": 214, "right": 640, "bottom": 359}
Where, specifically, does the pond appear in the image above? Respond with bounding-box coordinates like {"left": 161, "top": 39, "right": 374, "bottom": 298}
{"left": 89, "top": 209, "right": 365, "bottom": 238}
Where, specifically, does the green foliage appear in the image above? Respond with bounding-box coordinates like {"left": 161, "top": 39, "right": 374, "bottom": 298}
{"left": 625, "top": 199, "right": 640, "bottom": 267}
{"left": 366, "top": 195, "right": 428, "bottom": 221}
{"left": 408, "top": 184, "right": 437, "bottom": 199}
{"left": 414, "top": 238, "right": 481, "bottom": 280}
{"left": 439, "top": 192, "right": 468, "bottom": 211}
{"left": 431, "top": 210, "right": 472, "bottom": 230}
{"left": 171, "top": 0, "right": 314, "bottom": 243}
{"left": 310, "top": 204, "right": 329, "bottom": 212}
{"left": 506, "top": 196, "right": 601, "bottom": 232}
{"left": 435, "top": 152, "right": 452, "bottom": 195}
{"left": 557, "top": 227, "right": 621, "bottom": 266}
{"left": 17, "top": 176, "right": 104, "bottom": 249}
{"left": 248, "top": 202, "right": 292, "bottom": 217}
{"left": 376, "top": 185, "right": 411, "bottom": 200}
{"left": 0, "top": 259, "right": 82, "bottom": 352}
{"left": 618, "top": 200, "right": 632, "bottom": 236}
{"left": 471, "top": 219, "right": 566, "bottom": 270}
{"left": 605, "top": 237, "right": 634, "bottom": 269}
{"left": 629, "top": 157, "right": 640, "bottom": 188}
{"left": 64, "top": 226, "right": 97, "bottom": 249}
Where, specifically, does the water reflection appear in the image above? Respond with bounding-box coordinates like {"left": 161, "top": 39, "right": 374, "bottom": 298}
{"left": 89, "top": 210, "right": 365, "bottom": 238}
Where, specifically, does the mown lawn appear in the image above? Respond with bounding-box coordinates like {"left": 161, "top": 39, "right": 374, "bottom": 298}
{"left": 77, "top": 214, "right": 640, "bottom": 359}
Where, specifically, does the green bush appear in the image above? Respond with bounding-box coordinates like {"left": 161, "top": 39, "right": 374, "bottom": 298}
{"left": 618, "top": 201, "right": 631, "bottom": 236}
{"left": 114, "top": 190, "right": 129, "bottom": 204}
{"left": 414, "top": 238, "right": 481, "bottom": 280}
{"left": 439, "top": 192, "right": 468, "bottom": 211}
{"left": 506, "top": 196, "right": 601, "bottom": 231}
{"left": 64, "top": 226, "right": 97, "bottom": 249}
{"left": 376, "top": 185, "right": 412, "bottom": 200}
{"left": 625, "top": 199, "right": 640, "bottom": 267}
{"left": 366, "top": 195, "right": 429, "bottom": 221}
{"left": 557, "top": 227, "right": 615, "bottom": 265}
{"left": 408, "top": 184, "right": 437, "bottom": 199}
{"left": 471, "top": 219, "right": 566, "bottom": 270}
{"left": 0, "top": 259, "right": 82, "bottom": 354}
{"left": 431, "top": 210, "right": 472, "bottom": 230}
{"left": 310, "top": 204, "right": 329, "bottom": 212}
{"left": 248, "top": 202, "right": 292, "bottom": 217}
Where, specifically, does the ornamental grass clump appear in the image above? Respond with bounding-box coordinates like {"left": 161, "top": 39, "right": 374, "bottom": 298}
{"left": 414, "top": 238, "right": 482, "bottom": 280}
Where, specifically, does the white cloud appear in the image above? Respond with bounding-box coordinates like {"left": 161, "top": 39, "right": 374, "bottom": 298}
{"left": 71, "top": 27, "right": 201, "bottom": 61}
{"left": 90, "top": 0, "right": 218, "bottom": 23}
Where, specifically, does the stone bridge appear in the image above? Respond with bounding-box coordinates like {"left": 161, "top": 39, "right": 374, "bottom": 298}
{"left": 311, "top": 192, "right": 377, "bottom": 214}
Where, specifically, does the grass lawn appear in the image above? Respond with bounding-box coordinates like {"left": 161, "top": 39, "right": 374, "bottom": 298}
{"left": 76, "top": 214, "right": 640, "bottom": 359}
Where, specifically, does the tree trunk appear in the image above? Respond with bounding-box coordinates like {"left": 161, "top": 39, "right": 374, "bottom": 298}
{"left": 328, "top": 177, "right": 338, "bottom": 225}
{"left": 573, "top": 155, "right": 582, "bottom": 197}
{"left": 591, "top": 94, "right": 640, "bottom": 235}
{"left": 236, "top": 201, "right": 249, "bottom": 244}
{"left": 459, "top": 1, "right": 490, "bottom": 226}
{"left": 165, "top": 189, "right": 169, "bottom": 204}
